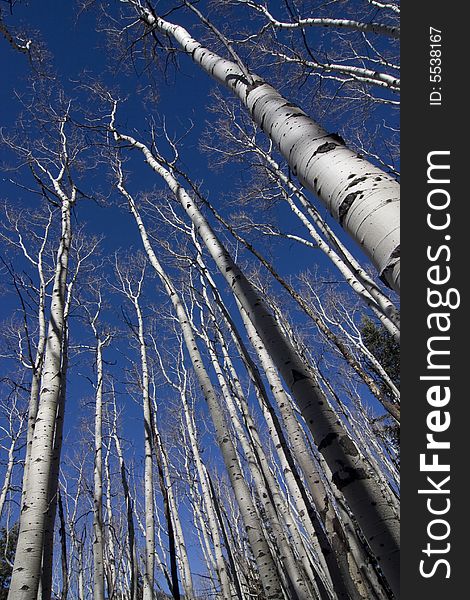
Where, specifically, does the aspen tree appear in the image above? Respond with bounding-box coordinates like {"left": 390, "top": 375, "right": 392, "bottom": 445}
{"left": 200, "top": 199, "right": 399, "bottom": 420}
{"left": 110, "top": 390, "right": 139, "bottom": 600}
{"left": 114, "top": 257, "right": 156, "bottom": 600}
{"left": 8, "top": 110, "right": 78, "bottom": 600}
{"left": 201, "top": 101, "right": 399, "bottom": 333}
{"left": 41, "top": 234, "right": 102, "bottom": 600}
{"left": 118, "top": 0, "right": 400, "bottom": 292}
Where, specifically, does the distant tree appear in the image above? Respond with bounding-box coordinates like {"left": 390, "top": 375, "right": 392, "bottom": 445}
{"left": 361, "top": 316, "right": 400, "bottom": 396}
{"left": 361, "top": 316, "right": 400, "bottom": 455}
{"left": 0, "top": 524, "right": 18, "bottom": 598}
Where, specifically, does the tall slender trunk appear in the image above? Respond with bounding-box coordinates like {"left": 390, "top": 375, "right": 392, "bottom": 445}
{"left": 41, "top": 244, "right": 79, "bottom": 600}
{"left": 197, "top": 316, "right": 311, "bottom": 600}
{"left": 204, "top": 199, "right": 400, "bottom": 418}
{"left": 104, "top": 438, "right": 118, "bottom": 598}
{"left": 22, "top": 276, "right": 47, "bottom": 499}
{"left": 133, "top": 5, "right": 400, "bottom": 292}
{"left": 57, "top": 488, "right": 68, "bottom": 600}
{"left": 40, "top": 315, "right": 69, "bottom": 600}
{"left": 240, "top": 307, "right": 389, "bottom": 600}
{"left": 180, "top": 389, "right": 233, "bottom": 600}
{"left": 153, "top": 434, "right": 181, "bottom": 600}
{"left": 0, "top": 431, "right": 22, "bottom": 521}
{"left": 112, "top": 412, "right": 138, "bottom": 600}
{"left": 77, "top": 537, "right": 85, "bottom": 600}
{"left": 206, "top": 305, "right": 332, "bottom": 598}
{"left": 9, "top": 198, "right": 72, "bottom": 600}
{"left": 157, "top": 435, "right": 195, "bottom": 600}
{"left": 203, "top": 260, "right": 386, "bottom": 599}
{"left": 93, "top": 338, "right": 106, "bottom": 600}
{"left": 21, "top": 213, "right": 51, "bottom": 508}
{"left": 133, "top": 297, "right": 155, "bottom": 600}
{"left": 205, "top": 469, "right": 254, "bottom": 600}
{"left": 220, "top": 130, "right": 399, "bottom": 333}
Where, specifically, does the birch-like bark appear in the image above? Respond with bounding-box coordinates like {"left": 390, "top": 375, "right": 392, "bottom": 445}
{"left": 194, "top": 265, "right": 334, "bottom": 597}
{"left": 205, "top": 307, "right": 330, "bottom": 594}
{"left": 9, "top": 191, "right": 73, "bottom": 600}
{"left": 114, "top": 163, "right": 284, "bottom": 600}
{"left": 149, "top": 374, "right": 194, "bottom": 600}
{"left": 57, "top": 488, "right": 69, "bottom": 600}
{"left": 135, "top": 297, "right": 155, "bottom": 600}
{"left": 0, "top": 209, "right": 55, "bottom": 532}
{"left": 195, "top": 308, "right": 316, "bottom": 600}
{"left": 111, "top": 123, "right": 400, "bottom": 595}
{"left": 255, "top": 291, "right": 397, "bottom": 599}
{"left": 115, "top": 261, "right": 156, "bottom": 600}
{"left": 92, "top": 335, "right": 106, "bottom": 600}
{"left": 63, "top": 460, "right": 86, "bottom": 600}
{"left": 204, "top": 202, "right": 400, "bottom": 420}
{"left": 111, "top": 396, "right": 139, "bottom": 600}
{"left": 366, "top": 0, "right": 400, "bottom": 14}
{"left": 125, "top": 3, "right": 400, "bottom": 291}
{"left": 208, "top": 120, "right": 399, "bottom": 333}
{"left": 204, "top": 319, "right": 331, "bottom": 599}
{"left": 0, "top": 403, "right": 25, "bottom": 521}
{"left": 150, "top": 421, "right": 181, "bottom": 600}
{"left": 103, "top": 438, "right": 118, "bottom": 598}
{"left": 0, "top": 438, "right": 18, "bottom": 523}
{"left": 187, "top": 261, "right": 329, "bottom": 595}
{"left": 40, "top": 301, "right": 69, "bottom": 600}
{"left": 206, "top": 469, "right": 254, "bottom": 599}
{"left": 183, "top": 401, "right": 232, "bottom": 600}
{"left": 239, "top": 307, "right": 389, "bottom": 600}
{"left": 19, "top": 210, "right": 53, "bottom": 506}
{"left": 42, "top": 235, "right": 99, "bottom": 600}
{"left": 157, "top": 433, "right": 195, "bottom": 600}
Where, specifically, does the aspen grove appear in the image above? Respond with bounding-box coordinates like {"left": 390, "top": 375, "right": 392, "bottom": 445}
{"left": 0, "top": 1, "right": 400, "bottom": 599}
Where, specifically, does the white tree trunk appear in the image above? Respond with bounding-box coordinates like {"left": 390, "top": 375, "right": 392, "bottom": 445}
{"left": 181, "top": 391, "right": 233, "bottom": 600}
{"left": 9, "top": 197, "right": 72, "bottom": 600}
{"left": 211, "top": 315, "right": 331, "bottom": 596}
{"left": 196, "top": 267, "right": 334, "bottom": 597}
{"left": 240, "top": 307, "right": 389, "bottom": 600}
{"left": 104, "top": 441, "right": 118, "bottom": 599}
{"left": 205, "top": 204, "right": 400, "bottom": 421}
{"left": 112, "top": 411, "right": 139, "bottom": 600}
{"left": 134, "top": 296, "right": 156, "bottom": 600}
{"left": 157, "top": 433, "right": 195, "bottom": 600}
{"left": 191, "top": 270, "right": 329, "bottom": 596}
{"left": 0, "top": 428, "right": 22, "bottom": 521}
{"left": 22, "top": 218, "right": 50, "bottom": 506}
{"left": 93, "top": 338, "right": 106, "bottom": 600}
{"left": 237, "top": 138, "right": 399, "bottom": 334}
{"left": 134, "top": 7, "right": 400, "bottom": 292}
